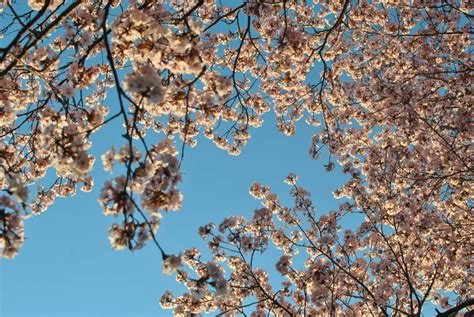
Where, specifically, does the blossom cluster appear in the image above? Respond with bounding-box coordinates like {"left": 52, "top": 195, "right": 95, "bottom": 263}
{"left": 99, "top": 139, "right": 182, "bottom": 251}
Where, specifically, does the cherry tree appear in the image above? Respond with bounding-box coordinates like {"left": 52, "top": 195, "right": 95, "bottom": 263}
{"left": 0, "top": 0, "right": 472, "bottom": 316}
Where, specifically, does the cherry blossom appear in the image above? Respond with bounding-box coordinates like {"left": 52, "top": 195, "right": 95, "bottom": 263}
{"left": 0, "top": 0, "right": 472, "bottom": 315}
{"left": 162, "top": 254, "right": 182, "bottom": 275}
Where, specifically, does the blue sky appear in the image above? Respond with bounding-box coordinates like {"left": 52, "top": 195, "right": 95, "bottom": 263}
{"left": 1, "top": 108, "right": 348, "bottom": 316}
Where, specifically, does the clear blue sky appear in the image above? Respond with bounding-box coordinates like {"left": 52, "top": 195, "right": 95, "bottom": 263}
{"left": 1, "top": 109, "right": 349, "bottom": 316}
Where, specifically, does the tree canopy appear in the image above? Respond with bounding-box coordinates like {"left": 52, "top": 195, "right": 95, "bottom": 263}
{"left": 0, "top": 0, "right": 472, "bottom": 316}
